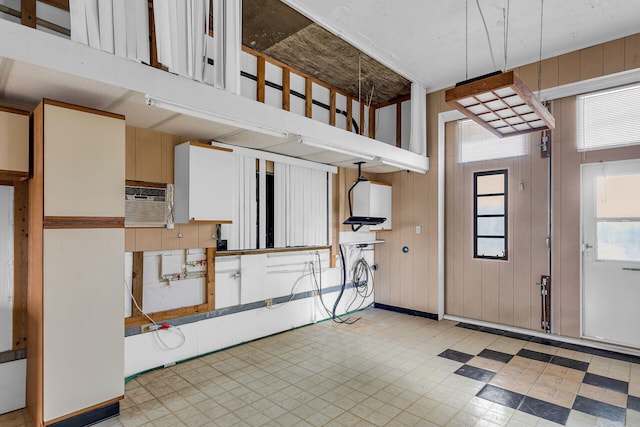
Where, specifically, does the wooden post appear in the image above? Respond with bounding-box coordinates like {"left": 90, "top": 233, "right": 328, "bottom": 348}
{"left": 329, "top": 89, "right": 336, "bottom": 126}
{"left": 282, "top": 68, "right": 291, "bottom": 111}
{"left": 396, "top": 102, "right": 402, "bottom": 148}
{"left": 21, "top": 0, "right": 36, "bottom": 27}
{"left": 368, "top": 106, "right": 376, "bottom": 139}
{"left": 257, "top": 56, "right": 266, "bottom": 103}
{"left": 13, "top": 181, "right": 28, "bottom": 350}
{"left": 206, "top": 248, "right": 215, "bottom": 311}
{"left": 346, "top": 97, "right": 353, "bottom": 132}
{"left": 132, "top": 252, "right": 144, "bottom": 317}
{"left": 305, "top": 78, "right": 313, "bottom": 118}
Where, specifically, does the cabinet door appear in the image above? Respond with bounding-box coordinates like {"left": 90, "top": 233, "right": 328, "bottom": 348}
{"left": 0, "top": 109, "right": 29, "bottom": 174}
{"left": 43, "top": 104, "right": 125, "bottom": 217}
{"left": 43, "top": 229, "right": 124, "bottom": 422}
{"left": 135, "top": 128, "right": 162, "bottom": 183}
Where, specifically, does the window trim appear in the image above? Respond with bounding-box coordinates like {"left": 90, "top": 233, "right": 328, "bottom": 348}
{"left": 473, "top": 169, "right": 508, "bottom": 260}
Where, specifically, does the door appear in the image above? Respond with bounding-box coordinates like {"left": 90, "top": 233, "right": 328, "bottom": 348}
{"left": 582, "top": 159, "right": 640, "bottom": 347}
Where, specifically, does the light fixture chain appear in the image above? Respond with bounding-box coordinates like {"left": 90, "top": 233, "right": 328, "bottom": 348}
{"left": 475, "top": 0, "right": 496, "bottom": 71}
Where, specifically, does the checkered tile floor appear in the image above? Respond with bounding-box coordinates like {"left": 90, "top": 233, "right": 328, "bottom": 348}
{"left": 2, "top": 308, "right": 640, "bottom": 426}
{"left": 439, "top": 327, "right": 640, "bottom": 425}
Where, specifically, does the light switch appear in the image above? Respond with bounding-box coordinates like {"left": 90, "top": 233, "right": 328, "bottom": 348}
{"left": 415, "top": 225, "right": 422, "bottom": 234}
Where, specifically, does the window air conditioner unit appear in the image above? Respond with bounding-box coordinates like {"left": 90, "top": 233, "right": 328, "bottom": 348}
{"left": 125, "top": 184, "right": 173, "bottom": 227}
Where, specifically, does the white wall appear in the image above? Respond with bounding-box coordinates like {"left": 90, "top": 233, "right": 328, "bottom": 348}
{"left": 124, "top": 246, "right": 375, "bottom": 377}
{"left": 0, "top": 359, "right": 25, "bottom": 414}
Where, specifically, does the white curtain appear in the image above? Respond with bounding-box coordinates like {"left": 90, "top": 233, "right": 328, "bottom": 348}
{"left": 153, "top": 0, "right": 214, "bottom": 83}
{"left": 274, "top": 163, "right": 328, "bottom": 247}
{"left": 221, "top": 155, "right": 256, "bottom": 250}
{"left": 70, "top": 0, "right": 150, "bottom": 64}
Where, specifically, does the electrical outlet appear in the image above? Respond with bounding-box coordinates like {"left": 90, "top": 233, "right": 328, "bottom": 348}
{"left": 141, "top": 323, "right": 158, "bottom": 333}
{"left": 264, "top": 299, "right": 273, "bottom": 307}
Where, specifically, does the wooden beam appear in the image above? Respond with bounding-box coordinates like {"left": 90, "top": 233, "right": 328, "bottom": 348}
{"left": 206, "top": 248, "right": 215, "bottom": 311}
{"left": 329, "top": 89, "right": 336, "bottom": 126}
{"left": 21, "top": 0, "right": 36, "bottom": 28}
{"left": 39, "top": 0, "right": 69, "bottom": 10}
{"left": 131, "top": 252, "right": 144, "bottom": 317}
{"left": 346, "top": 97, "right": 353, "bottom": 132}
{"left": 257, "top": 56, "right": 266, "bottom": 103}
{"left": 368, "top": 106, "right": 376, "bottom": 139}
{"left": 396, "top": 103, "right": 402, "bottom": 148}
{"left": 282, "top": 68, "right": 291, "bottom": 111}
{"left": 305, "top": 78, "right": 313, "bottom": 118}
{"left": 13, "top": 181, "right": 28, "bottom": 350}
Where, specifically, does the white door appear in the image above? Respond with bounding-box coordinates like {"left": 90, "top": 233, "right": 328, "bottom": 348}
{"left": 581, "top": 159, "right": 640, "bottom": 347}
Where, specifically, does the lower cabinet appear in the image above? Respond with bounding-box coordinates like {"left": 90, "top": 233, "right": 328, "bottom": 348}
{"left": 42, "top": 228, "right": 124, "bottom": 422}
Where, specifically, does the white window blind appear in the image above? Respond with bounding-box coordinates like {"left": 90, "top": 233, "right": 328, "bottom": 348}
{"left": 577, "top": 83, "right": 640, "bottom": 151}
{"left": 221, "top": 155, "right": 257, "bottom": 250}
{"left": 458, "top": 119, "right": 527, "bottom": 163}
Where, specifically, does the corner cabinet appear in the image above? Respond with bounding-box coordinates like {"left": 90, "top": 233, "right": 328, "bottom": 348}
{"left": 174, "top": 142, "right": 234, "bottom": 224}
{"left": 28, "top": 100, "right": 125, "bottom": 426}
{"left": 353, "top": 181, "right": 393, "bottom": 231}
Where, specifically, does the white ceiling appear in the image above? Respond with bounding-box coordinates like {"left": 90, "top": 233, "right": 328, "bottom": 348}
{"left": 283, "top": 0, "right": 640, "bottom": 91}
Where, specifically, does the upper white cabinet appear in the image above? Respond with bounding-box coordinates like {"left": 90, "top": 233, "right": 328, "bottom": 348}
{"left": 43, "top": 103, "right": 125, "bottom": 217}
{"left": 174, "top": 142, "right": 234, "bottom": 223}
{"left": 353, "top": 181, "right": 392, "bottom": 231}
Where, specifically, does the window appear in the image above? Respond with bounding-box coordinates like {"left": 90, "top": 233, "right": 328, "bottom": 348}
{"left": 474, "top": 170, "right": 508, "bottom": 259}
{"left": 577, "top": 83, "right": 640, "bottom": 151}
{"left": 458, "top": 119, "right": 527, "bottom": 163}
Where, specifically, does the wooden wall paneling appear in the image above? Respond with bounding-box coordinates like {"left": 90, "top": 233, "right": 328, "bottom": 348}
{"left": 305, "top": 78, "right": 312, "bottom": 118}
{"left": 135, "top": 228, "right": 162, "bottom": 251}
{"left": 515, "top": 63, "right": 538, "bottom": 90}
{"left": 161, "top": 226, "right": 182, "bottom": 250}
{"left": 579, "top": 45, "right": 604, "bottom": 81}
{"left": 131, "top": 252, "right": 144, "bottom": 317}
{"left": 540, "top": 57, "right": 559, "bottom": 90}
{"left": 206, "top": 248, "right": 215, "bottom": 311}
{"left": 481, "top": 256, "right": 500, "bottom": 323}
{"left": 399, "top": 171, "right": 414, "bottom": 308}
{"left": 134, "top": 128, "right": 162, "bottom": 182}
{"left": 386, "top": 171, "right": 402, "bottom": 306}
{"left": 558, "top": 51, "right": 580, "bottom": 86}
{"left": 124, "top": 228, "right": 136, "bottom": 252}
{"left": 603, "top": 38, "right": 625, "bottom": 75}
{"left": 512, "top": 144, "right": 533, "bottom": 329}
{"left": 425, "top": 92, "right": 441, "bottom": 313}
{"left": 198, "top": 223, "right": 217, "bottom": 248}
{"left": 179, "top": 224, "right": 199, "bottom": 249}
{"left": 412, "top": 171, "right": 430, "bottom": 311}
{"left": 27, "top": 102, "right": 44, "bottom": 426}
{"left": 12, "top": 181, "right": 28, "bottom": 350}
{"left": 161, "top": 133, "right": 180, "bottom": 183}
{"left": 462, "top": 164, "right": 482, "bottom": 320}
{"left": 282, "top": 68, "right": 291, "bottom": 111}
{"left": 125, "top": 126, "right": 136, "bottom": 180}
{"left": 444, "top": 124, "right": 455, "bottom": 314}
{"left": 624, "top": 33, "right": 640, "bottom": 70}
{"left": 529, "top": 133, "right": 550, "bottom": 331}
{"left": 497, "top": 158, "right": 515, "bottom": 326}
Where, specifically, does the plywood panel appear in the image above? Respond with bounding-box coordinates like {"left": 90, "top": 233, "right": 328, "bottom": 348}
{"left": 43, "top": 103, "right": 125, "bottom": 217}
{"left": 135, "top": 128, "right": 162, "bottom": 183}
{"left": 579, "top": 45, "right": 604, "bottom": 81}
{"left": 198, "top": 223, "right": 218, "bottom": 248}
{"left": 603, "top": 38, "right": 625, "bottom": 75}
{"left": 180, "top": 224, "right": 200, "bottom": 249}
{"left": 558, "top": 51, "right": 580, "bottom": 86}
{"left": 161, "top": 133, "right": 180, "bottom": 184}
{"left": 0, "top": 109, "right": 29, "bottom": 173}
{"left": 124, "top": 228, "right": 136, "bottom": 252}
{"left": 125, "top": 126, "right": 136, "bottom": 181}
{"left": 512, "top": 150, "right": 532, "bottom": 329}
{"left": 135, "top": 228, "right": 162, "bottom": 251}
{"left": 540, "top": 57, "right": 559, "bottom": 90}
{"left": 624, "top": 33, "right": 640, "bottom": 71}
{"left": 43, "top": 229, "right": 124, "bottom": 422}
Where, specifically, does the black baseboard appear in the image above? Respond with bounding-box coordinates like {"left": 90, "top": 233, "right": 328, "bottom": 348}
{"left": 373, "top": 303, "right": 438, "bottom": 320}
{"left": 49, "top": 402, "right": 119, "bottom": 427}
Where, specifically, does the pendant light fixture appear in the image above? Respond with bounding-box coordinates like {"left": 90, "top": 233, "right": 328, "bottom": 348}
{"left": 445, "top": 0, "right": 554, "bottom": 138}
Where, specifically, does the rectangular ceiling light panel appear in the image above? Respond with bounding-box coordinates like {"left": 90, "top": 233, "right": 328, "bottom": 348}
{"left": 445, "top": 71, "right": 555, "bottom": 138}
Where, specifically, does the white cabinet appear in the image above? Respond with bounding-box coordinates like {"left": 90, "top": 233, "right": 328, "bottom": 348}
{"left": 353, "top": 181, "right": 392, "bottom": 231}
{"left": 174, "top": 142, "right": 234, "bottom": 223}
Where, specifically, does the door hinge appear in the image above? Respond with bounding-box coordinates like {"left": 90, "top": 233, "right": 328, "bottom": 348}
{"left": 540, "top": 130, "right": 551, "bottom": 158}
{"left": 545, "top": 236, "right": 551, "bottom": 249}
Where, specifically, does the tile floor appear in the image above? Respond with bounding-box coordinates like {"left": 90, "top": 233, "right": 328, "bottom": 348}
{"left": 2, "top": 308, "right": 640, "bottom": 426}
